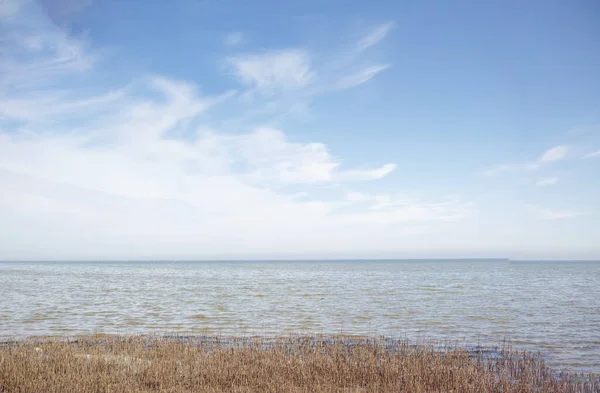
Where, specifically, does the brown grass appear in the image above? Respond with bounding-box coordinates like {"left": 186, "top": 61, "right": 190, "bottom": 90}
{"left": 0, "top": 335, "right": 597, "bottom": 392}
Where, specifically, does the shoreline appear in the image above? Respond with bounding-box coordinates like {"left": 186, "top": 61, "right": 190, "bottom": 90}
{"left": 1, "top": 333, "right": 596, "bottom": 373}
{"left": 1, "top": 334, "right": 598, "bottom": 392}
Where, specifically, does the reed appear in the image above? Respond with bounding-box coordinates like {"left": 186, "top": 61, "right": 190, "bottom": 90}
{"left": 0, "top": 335, "right": 597, "bottom": 392}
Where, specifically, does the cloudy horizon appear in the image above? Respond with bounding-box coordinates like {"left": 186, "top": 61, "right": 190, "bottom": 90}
{"left": 1, "top": 0, "right": 599, "bottom": 260}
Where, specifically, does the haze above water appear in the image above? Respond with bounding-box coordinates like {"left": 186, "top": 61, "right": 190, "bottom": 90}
{"left": 1, "top": 260, "right": 598, "bottom": 373}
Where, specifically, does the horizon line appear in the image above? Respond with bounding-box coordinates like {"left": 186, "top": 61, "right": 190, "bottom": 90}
{"left": 1, "top": 258, "right": 600, "bottom": 263}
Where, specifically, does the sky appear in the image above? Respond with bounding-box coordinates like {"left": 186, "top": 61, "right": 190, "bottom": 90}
{"left": 1, "top": 0, "right": 599, "bottom": 260}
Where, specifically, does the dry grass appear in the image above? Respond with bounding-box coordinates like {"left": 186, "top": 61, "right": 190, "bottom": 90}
{"left": 0, "top": 335, "right": 597, "bottom": 392}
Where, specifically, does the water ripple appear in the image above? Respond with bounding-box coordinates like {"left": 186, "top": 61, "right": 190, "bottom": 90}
{"left": 0, "top": 260, "right": 599, "bottom": 373}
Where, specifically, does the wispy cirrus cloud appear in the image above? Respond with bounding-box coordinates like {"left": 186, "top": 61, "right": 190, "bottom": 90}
{"left": 583, "top": 150, "right": 600, "bottom": 159}
{"left": 336, "top": 164, "right": 397, "bottom": 182}
{"left": 481, "top": 145, "right": 570, "bottom": 176}
{"left": 0, "top": 76, "right": 399, "bottom": 225}
{"left": 228, "top": 49, "right": 314, "bottom": 91}
{"left": 223, "top": 21, "right": 393, "bottom": 124}
{"left": 535, "top": 177, "right": 559, "bottom": 187}
{"left": 0, "top": 73, "right": 459, "bottom": 259}
{"left": 0, "top": 0, "right": 94, "bottom": 93}
{"left": 356, "top": 22, "right": 394, "bottom": 51}
{"left": 0, "top": 89, "right": 127, "bottom": 124}
{"left": 0, "top": 6, "right": 472, "bottom": 260}
{"left": 336, "top": 64, "right": 390, "bottom": 89}
{"left": 211, "top": 127, "right": 396, "bottom": 184}
{"left": 538, "top": 145, "right": 569, "bottom": 164}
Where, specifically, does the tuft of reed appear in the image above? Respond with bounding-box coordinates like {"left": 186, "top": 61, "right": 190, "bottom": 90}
{"left": 0, "top": 335, "right": 597, "bottom": 392}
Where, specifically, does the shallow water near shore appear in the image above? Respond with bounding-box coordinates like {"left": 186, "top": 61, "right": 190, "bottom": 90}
{"left": 1, "top": 260, "right": 599, "bottom": 373}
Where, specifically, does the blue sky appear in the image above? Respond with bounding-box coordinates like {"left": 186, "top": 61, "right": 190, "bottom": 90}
{"left": 1, "top": 0, "right": 599, "bottom": 260}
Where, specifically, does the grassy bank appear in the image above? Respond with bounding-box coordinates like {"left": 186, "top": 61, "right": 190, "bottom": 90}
{"left": 0, "top": 335, "right": 597, "bottom": 392}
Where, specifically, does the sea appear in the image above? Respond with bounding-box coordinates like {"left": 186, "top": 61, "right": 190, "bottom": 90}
{"left": 1, "top": 260, "right": 599, "bottom": 373}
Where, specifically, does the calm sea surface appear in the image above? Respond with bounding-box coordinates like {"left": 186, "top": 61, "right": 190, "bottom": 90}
{"left": 1, "top": 260, "right": 599, "bottom": 373}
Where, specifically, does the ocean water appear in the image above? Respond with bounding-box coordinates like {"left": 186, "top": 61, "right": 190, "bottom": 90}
{"left": 1, "top": 260, "right": 599, "bottom": 373}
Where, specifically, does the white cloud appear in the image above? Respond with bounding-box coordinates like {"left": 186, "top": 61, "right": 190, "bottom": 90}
{"left": 335, "top": 163, "right": 397, "bottom": 182}
{"left": 528, "top": 205, "right": 588, "bottom": 220}
{"left": 583, "top": 150, "right": 600, "bottom": 159}
{"left": 213, "top": 127, "right": 395, "bottom": 184}
{"left": 224, "top": 31, "right": 244, "bottom": 46}
{"left": 357, "top": 22, "right": 394, "bottom": 51}
{"left": 535, "top": 177, "right": 559, "bottom": 187}
{"left": 0, "top": 0, "right": 94, "bottom": 92}
{"left": 0, "top": 89, "right": 127, "bottom": 123}
{"left": 481, "top": 145, "right": 570, "bottom": 176}
{"left": 222, "top": 21, "right": 394, "bottom": 123}
{"left": 0, "top": 9, "right": 480, "bottom": 260}
{"left": 537, "top": 145, "right": 568, "bottom": 164}
{"left": 337, "top": 65, "right": 390, "bottom": 89}
{"left": 0, "top": 74, "right": 399, "bottom": 211}
{"left": 0, "top": 70, "right": 475, "bottom": 259}
{"left": 228, "top": 49, "right": 314, "bottom": 90}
